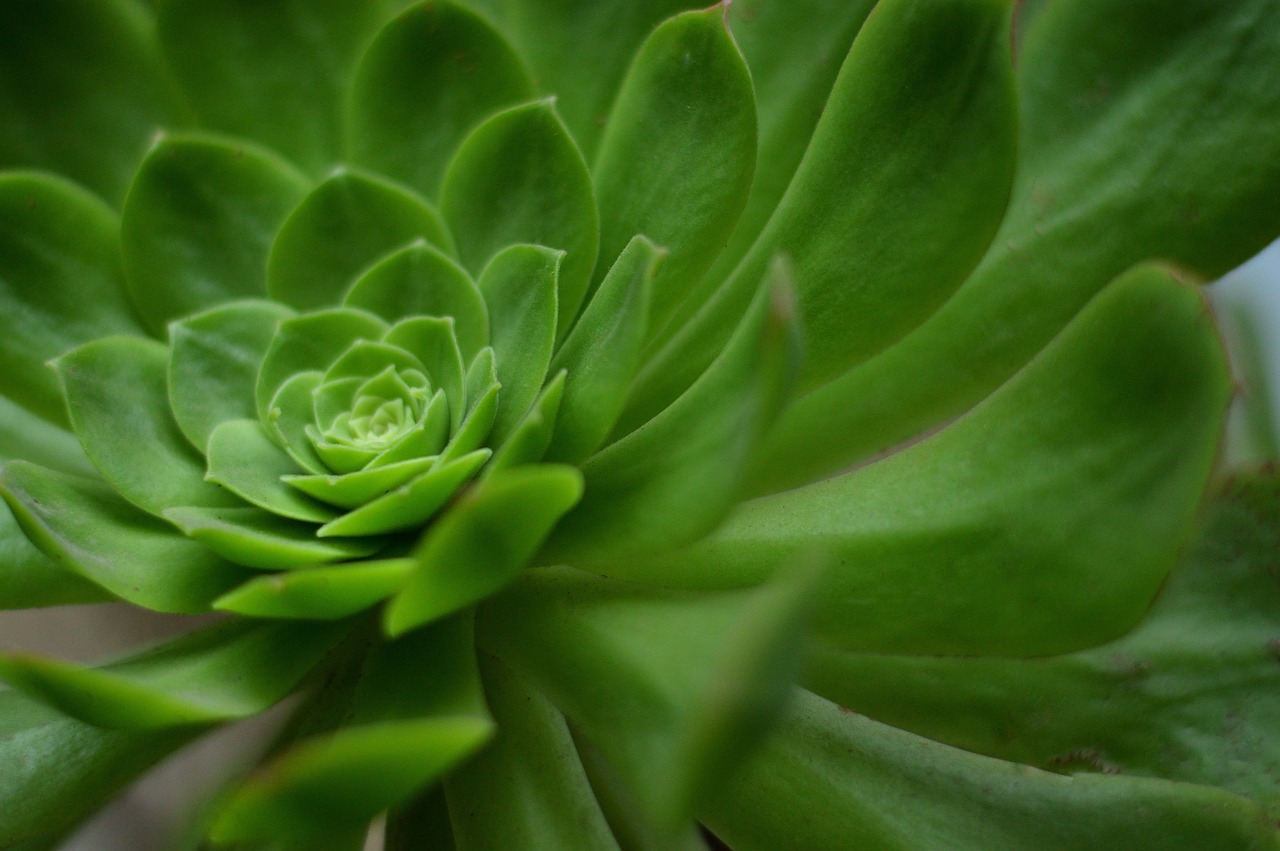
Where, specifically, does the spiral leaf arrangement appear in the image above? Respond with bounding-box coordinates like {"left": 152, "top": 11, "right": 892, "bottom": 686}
{"left": 1, "top": 0, "right": 1280, "bottom": 848}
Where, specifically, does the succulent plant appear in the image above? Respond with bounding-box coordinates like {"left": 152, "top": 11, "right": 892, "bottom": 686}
{"left": 1, "top": 0, "right": 1280, "bottom": 847}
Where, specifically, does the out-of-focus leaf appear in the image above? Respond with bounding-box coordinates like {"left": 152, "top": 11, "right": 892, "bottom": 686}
{"left": 120, "top": 133, "right": 309, "bottom": 333}
{"left": 628, "top": 265, "right": 1231, "bottom": 657}
{"left": 701, "top": 689, "right": 1280, "bottom": 851}
{"left": 157, "top": 0, "right": 392, "bottom": 176}
{"left": 348, "top": 0, "right": 534, "bottom": 199}
{"left": 0, "top": 462, "right": 250, "bottom": 612}
{"left": 168, "top": 300, "right": 294, "bottom": 452}
{"left": 591, "top": 6, "right": 754, "bottom": 337}
{"left": 485, "top": 372, "right": 564, "bottom": 476}
{"left": 0, "top": 0, "right": 186, "bottom": 205}
{"left": 0, "top": 618, "right": 349, "bottom": 729}
{"left": 756, "top": 0, "right": 1280, "bottom": 492}
{"left": 385, "top": 465, "right": 583, "bottom": 637}
{"left": 268, "top": 169, "right": 453, "bottom": 311}
{"left": 547, "top": 258, "right": 799, "bottom": 562}
{"left": 0, "top": 172, "right": 143, "bottom": 426}
{"left": 546, "top": 235, "right": 659, "bottom": 464}
{"left": 0, "top": 500, "right": 108, "bottom": 608}
{"left": 0, "top": 395, "right": 92, "bottom": 478}
{"left": 55, "top": 337, "right": 239, "bottom": 516}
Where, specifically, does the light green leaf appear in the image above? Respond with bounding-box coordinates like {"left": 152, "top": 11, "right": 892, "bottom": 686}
{"left": 702, "top": 689, "right": 1280, "bottom": 851}
{"left": 631, "top": 265, "right": 1231, "bottom": 657}
{"left": 547, "top": 258, "right": 799, "bottom": 563}
{"left": 0, "top": 499, "right": 109, "bottom": 609}
{"left": 344, "top": 241, "right": 490, "bottom": 361}
{"left": 478, "top": 565, "right": 814, "bottom": 838}
{"left": 317, "top": 449, "right": 491, "bottom": 539}
{"left": 546, "top": 235, "right": 659, "bottom": 464}
{"left": 284, "top": 457, "right": 437, "bottom": 511}
{"left": 55, "top": 336, "right": 239, "bottom": 517}
{"left": 157, "top": 0, "right": 392, "bottom": 176}
{"left": 385, "top": 465, "right": 583, "bottom": 637}
{"left": 0, "top": 0, "right": 186, "bottom": 205}
{"left": 0, "top": 691, "right": 194, "bottom": 847}
{"left": 627, "top": 0, "right": 1017, "bottom": 425}
{"left": 591, "top": 6, "right": 755, "bottom": 337}
{"left": 256, "top": 308, "right": 388, "bottom": 422}
{"left": 205, "top": 419, "right": 338, "bottom": 523}
{"left": 477, "top": 245, "right": 561, "bottom": 443}
{"left": 267, "top": 169, "right": 453, "bottom": 311}
{"left": 0, "top": 395, "right": 93, "bottom": 479}
{"left": 168, "top": 300, "right": 294, "bottom": 452}
{"left": 348, "top": 0, "right": 534, "bottom": 199}
{"left": 0, "top": 461, "right": 251, "bottom": 613}
{"left": 266, "top": 371, "right": 328, "bottom": 474}
{"left": 214, "top": 558, "right": 416, "bottom": 621}
{"left": 756, "top": 0, "right": 1280, "bottom": 492}
{"left": 164, "top": 506, "right": 381, "bottom": 571}
{"left": 485, "top": 372, "right": 564, "bottom": 477}
{"left": 0, "top": 172, "right": 143, "bottom": 426}
{"left": 441, "top": 100, "right": 598, "bottom": 337}
{"left": 0, "top": 618, "right": 349, "bottom": 729}
{"left": 383, "top": 317, "right": 466, "bottom": 431}
{"left": 120, "top": 133, "right": 309, "bottom": 333}
{"left": 443, "top": 654, "right": 620, "bottom": 851}
{"left": 804, "top": 469, "right": 1280, "bottom": 805}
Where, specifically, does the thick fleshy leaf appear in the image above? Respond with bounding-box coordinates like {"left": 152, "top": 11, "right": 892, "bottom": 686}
{"left": 204, "top": 420, "right": 338, "bottom": 523}
{"left": 214, "top": 558, "right": 416, "bottom": 620}
{"left": 0, "top": 0, "right": 186, "bottom": 205}
{"left": 485, "top": 372, "right": 564, "bottom": 477}
{"left": 0, "top": 501, "right": 108, "bottom": 609}
{"left": 0, "top": 619, "right": 349, "bottom": 730}
{"left": 478, "top": 245, "right": 561, "bottom": 442}
{"left": 348, "top": 0, "right": 534, "bottom": 199}
{"left": 755, "top": 0, "right": 1280, "bottom": 492}
{"left": 462, "top": 0, "right": 696, "bottom": 158}
{"left": 55, "top": 336, "right": 239, "bottom": 516}
{"left": 256, "top": 308, "right": 388, "bottom": 422}
{"left": 478, "top": 565, "right": 814, "bottom": 836}
{"left": 442, "top": 654, "right": 620, "bottom": 851}
{"left": 317, "top": 449, "right": 491, "bottom": 539}
{"left": 164, "top": 506, "right": 381, "bottom": 570}
{"left": 441, "top": 100, "right": 598, "bottom": 336}
{"left": 168, "top": 300, "right": 294, "bottom": 452}
{"left": 385, "top": 465, "right": 584, "bottom": 636}
{"left": 0, "top": 691, "right": 194, "bottom": 847}
{"left": 383, "top": 317, "right": 466, "bottom": 430}
{"left": 212, "top": 618, "right": 492, "bottom": 844}
{"left": 804, "top": 470, "right": 1280, "bottom": 804}
{"left": 702, "top": 689, "right": 1280, "bottom": 851}
{"left": 546, "top": 235, "right": 659, "bottom": 464}
{"left": 0, "top": 172, "right": 143, "bottom": 425}
{"left": 284, "top": 457, "right": 437, "bottom": 511}
{"left": 626, "top": 0, "right": 1017, "bottom": 424}
{"left": 120, "top": 133, "right": 309, "bottom": 333}
{"left": 591, "top": 6, "right": 755, "bottom": 336}
{"left": 267, "top": 169, "right": 453, "bottom": 311}
{"left": 0, "top": 462, "right": 250, "bottom": 612}
{"left": 157, "top": 0, "right": 391, "bottom": 176}
{"left": 629, "top": 266, "right": 1231, "bottom": 657}
{"left": 440, "top": 358, "right": 500, "bottom": 465}
{"left": 344, "top": 241, "right": 490, "bottom": 360}
{"left": 266, "top": 371, "right": 328, "bottom": 474}
{"left": 0, "top": 395, "right": 92, "bottom": 479}
{"left": 546, "top": 258, "right": 800, "bottom": 563}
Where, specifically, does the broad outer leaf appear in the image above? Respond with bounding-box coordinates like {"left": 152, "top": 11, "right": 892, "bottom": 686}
{"left": 267, "top": 169, "right": 453, "bottom": 311}
{"left": 703, "top": 689, "right": 1280, "bottom": 851}
{"left": 157, "top": 0, "right": 392, "bottom": 176}
{"left": 0, "top": 462, "right": 251, "bottom": 613}
{"left": 348, "top": 0, "right": 534, "bottom": 199}
{"left": 0, "top": 172, "right": 143, "bottom": 426}
{"left": 804, "top": 469, "right": 1280, "bottom": 805}
{"left": 755, "top": 0, "right": 1280, "bottom": 492}
{"left": 56, "top": 337, "right": 240, "bottom": 517}
{"left": 0, "top": 499, "right": 108, "bottom": 609}
{"left": 120, "top": 133, "right": 309, "bottom": 333}
{"left": 546, "top": 258, "right": 800, "bottom": 563}
{"left": 441, "top": 100, "right": 598, "bottom": 338}
{"left": 625, "top": 0, "right": 1017, "bottom": 426}
{"left": 591, "top": 6, "right": 755, "bottom": 336}
{"left": 0, "top": 0, "right": 186, "bottom": 205}
{"left": 0, "top": 395, "right": 93, "bottom": 480}
{"left": 625, "top": 265, "right": 1231, "bottom": 657}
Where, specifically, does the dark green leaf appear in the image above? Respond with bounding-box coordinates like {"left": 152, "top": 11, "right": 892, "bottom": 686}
{"left": 0, "top": 499, "right": 109, "bottom": 609}
{"left": 485, "top": 372, "right": 564, "bottom": 477}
